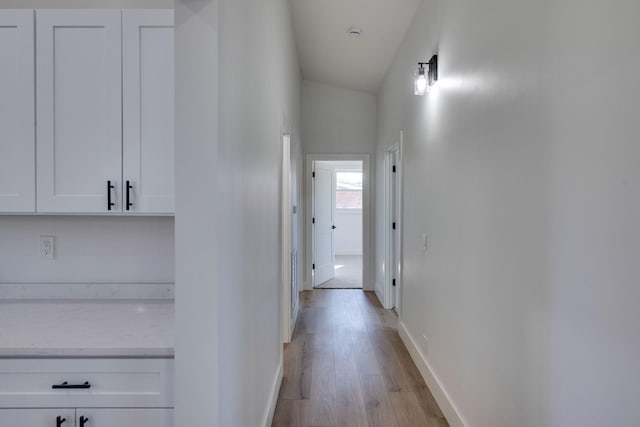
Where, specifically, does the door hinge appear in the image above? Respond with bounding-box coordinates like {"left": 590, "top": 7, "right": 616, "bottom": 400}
{"left": 312, "top": 217, "right": 315, "bottom": 224}
{"left": 392, "top": 279, "right": 396, "bottom": 287}
{"left": 312, "top": 171, "right": 316, "bottom": 178}
{"left": 312, "top": 263, "right": 315, "bottom": 270}
{"left": 392, "top": 222, "right": 396, "bottom": 230}
{"left": 392, "top": 165, "right": 396, "bottom": 173}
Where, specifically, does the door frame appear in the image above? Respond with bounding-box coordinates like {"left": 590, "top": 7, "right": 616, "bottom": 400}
{"left": 281, "top": 134, "right": 298, "bottom": 344}
{"left": 383, "top": 133, "right": 404, "bottom": 311}
{"left": 305, "top": 154, "right": 371, "bottom": 291}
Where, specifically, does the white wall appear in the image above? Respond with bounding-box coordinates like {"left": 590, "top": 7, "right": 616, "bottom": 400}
{"left": 545, "top": 1, "right": 640, "bottom": 426}
{"left": 302, "top": 81, "right": 375, "bottom": 287}
{"left": 377, "top": 0, "right": 640, "bottom": 426}
{"left": 302, "top": 80, "right": 376, "bottom": 155}
{"left": 175, "top": 0, "right": 302, "bottom": 426}
{"left": 0, "top": 216, "right": 174, "bottom": 283}
{"left": 334, "top": 210, "right": 362, "bottom": 255}
{"left": 174, "top": 0, "right": 219, "bottom": 425}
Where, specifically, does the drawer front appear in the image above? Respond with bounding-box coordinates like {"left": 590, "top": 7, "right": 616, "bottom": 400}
{"left": 0, "top": 409, "right": 76, "bottom": 426}
{"left": 0, "top": 359, "right": 173, "bottom": 408}
{"left": 76, "top": 409, "right": 172, "bottom": 427}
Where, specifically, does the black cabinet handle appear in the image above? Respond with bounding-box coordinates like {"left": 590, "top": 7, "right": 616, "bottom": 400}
{"left": 56, "top": 416, "right": 66, "bottom": 427}
{"left": 52, "top": 381, "right": 91, "bottom": 389}
{"left": 79, "top": 416, "right": 89, "bottom": 427}
{"left": 126, "top": 180, "right": 133, "bottom": 211}
{"left": 107, "top": 180, "right": 115, "bottom": 211}
{"left": 332, "top": 225, "right": 337, "bottom": 230}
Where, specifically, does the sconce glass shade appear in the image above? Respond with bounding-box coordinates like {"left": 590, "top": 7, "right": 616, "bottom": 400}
{"left": 414, "top": 67, "right": 428, "bottom": 96}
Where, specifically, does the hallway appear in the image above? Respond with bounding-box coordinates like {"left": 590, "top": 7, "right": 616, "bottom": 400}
{"left": 272, "top": 290, "right": 449, "bottom": 427}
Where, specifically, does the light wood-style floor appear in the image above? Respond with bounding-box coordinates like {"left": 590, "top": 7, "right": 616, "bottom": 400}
{"left": 272, "top": 290, "right": 449, "bottom": 427}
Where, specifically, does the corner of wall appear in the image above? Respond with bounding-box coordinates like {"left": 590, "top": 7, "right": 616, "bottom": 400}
{"left": 398, "top": 321, "right": 468, "bottom": 427}
{"left": 261, "top": 353, "right": 284, "bottom": 427}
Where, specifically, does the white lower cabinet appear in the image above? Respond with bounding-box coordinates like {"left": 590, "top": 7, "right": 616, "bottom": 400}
{"left": 0, "top": 359, "right": 173, "bottom": 426}
{"left": 0, "top": 409, "right": 172, "bottom": 427}
{"left": 76, "top": 409, "right": 173, "bottom": 427}
{"left": 0, "top": 409, "right": 76, "bottom": 426}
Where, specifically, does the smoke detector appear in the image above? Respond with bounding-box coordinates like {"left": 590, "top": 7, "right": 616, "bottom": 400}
{"left": 347, "top": 27, "right": 363, "bottom": 37}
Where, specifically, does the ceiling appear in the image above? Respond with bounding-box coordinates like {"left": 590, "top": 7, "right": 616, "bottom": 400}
{"left": 290, "top": 0, "right": 421, "bottom": 93}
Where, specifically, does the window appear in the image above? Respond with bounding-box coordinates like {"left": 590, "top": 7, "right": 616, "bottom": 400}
{"left": 336, "top": 171, "right": 363, "bottom": 209}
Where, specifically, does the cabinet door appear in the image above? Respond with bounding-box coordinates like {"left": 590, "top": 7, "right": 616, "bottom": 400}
{"left": 0, "top": 409, "right": 76, "bottom": 426}
{"left": 76, "top": 409, "right": 172, "bottom": 427}
{"left": 36, "top": 10, "right": 122, "bottom": 213}
{"left": 0, "top": 10, "right": 35, "bottom": 212}
{"left": 123, "top": 10, "right": 174, "bottom": 214}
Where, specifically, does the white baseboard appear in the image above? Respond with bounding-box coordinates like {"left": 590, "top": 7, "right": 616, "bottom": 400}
{"left": 398, "top": 321, "right": 468, "bottom": 427}
{"left": 262, "top": 357, "right": 284, "bottom": 427}
{"left": 374, "top": 283, "right": 386, "bottom": 308}
{"left": 289, "top": 302, "right": 300, "bottom": 342}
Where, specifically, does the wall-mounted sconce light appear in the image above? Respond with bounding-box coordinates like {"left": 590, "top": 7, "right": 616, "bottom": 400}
{"left": 414, "top": 54, "right": 438, "bottom": 96}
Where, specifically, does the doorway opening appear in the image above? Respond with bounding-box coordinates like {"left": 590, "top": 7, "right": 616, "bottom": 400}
{"left": 305, "top": 155, "right": 370, "bottom": 291}
{"left": 382, "top": 135, "right": 403, "bottom": 311}
{"left": 313, "top": 161, "right": 363, "bottom": 289}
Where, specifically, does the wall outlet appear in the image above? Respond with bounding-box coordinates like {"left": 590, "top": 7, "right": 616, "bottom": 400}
{"left": 422, "top": 334, "right": 428, "bottom": 355}
{"left": 40, "top": 235, "right": 55, "bottom": 260}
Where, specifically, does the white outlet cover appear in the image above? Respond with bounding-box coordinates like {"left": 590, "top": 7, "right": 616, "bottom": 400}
{"left": 40, "top": 235, "right": 55, "bottom": 260}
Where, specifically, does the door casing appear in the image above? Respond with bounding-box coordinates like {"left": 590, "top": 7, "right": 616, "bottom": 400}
{"left": 305, "top": 154, "right": 371, "bottom": 291}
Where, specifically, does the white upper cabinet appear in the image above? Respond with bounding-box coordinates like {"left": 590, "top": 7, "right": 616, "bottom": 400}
{"left": 36, "top": 10, "right": 123, "bottom": 213}
{"left": 0, "top": 10, "right": 35, "bottom": 213}
{"left": 122, "top": 10, "right": 175, "bottom": 214}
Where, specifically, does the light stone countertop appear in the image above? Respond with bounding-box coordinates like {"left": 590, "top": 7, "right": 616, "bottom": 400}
{"left": 0, "top": 300, "right": 174, "bottom": 357}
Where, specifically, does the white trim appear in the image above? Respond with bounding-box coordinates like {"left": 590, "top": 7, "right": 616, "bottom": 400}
{"left": 282, "top": 134, "right": 293, "bottom": 343}
{"left": 398, "top": 321, "right": 468, "bottom": 427}
{"left": 382, "top": 133, "right": 404, "bottom": 310}
{"left": 261, "top": 356, "right": 284, "bottom": 427}
{"left": 304, "top": 154, "right": 371, "bottom": 291}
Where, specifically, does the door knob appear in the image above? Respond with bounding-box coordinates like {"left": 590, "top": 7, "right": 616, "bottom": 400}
{"left": 79, "top": 416, "right": 89, "bottom": 427}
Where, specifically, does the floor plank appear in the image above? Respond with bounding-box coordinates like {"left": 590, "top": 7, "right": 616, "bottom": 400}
{"left": 272, "top": 399, "right": 310, "bottom": 427}
{"left": 388, "top": 392, "right": 431, "bottom": 427}
{"left": 271, "top": 290, "right": 449, "bottom": 427}
{"left": 359, "top": 374, "right": 400, "bottom": 427}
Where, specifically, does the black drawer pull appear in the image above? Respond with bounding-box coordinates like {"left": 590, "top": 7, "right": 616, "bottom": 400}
{"left": 79, "top": 416, "right": 89, "bottom": 427}
{"left": 56, "top": 416, "right": 66, "bottom": 427}
{"left": 52, "top": 381, "right": 91, "bottom": 389}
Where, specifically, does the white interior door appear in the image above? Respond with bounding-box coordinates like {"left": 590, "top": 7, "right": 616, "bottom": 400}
{"left": 75, "top": 409, "right": 172, "bottom": 427}
{"left": 0, "top": 10, "right": 35, "bottom": 213}
{"left": 313, "top": 163, "right": 335, "bottom": 285}
{"left": 122, "top": 10, "right": 175, "bottom": 214}
{"left": 36, "top": 10, "right": 122, "bottom": 213}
